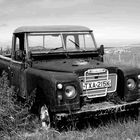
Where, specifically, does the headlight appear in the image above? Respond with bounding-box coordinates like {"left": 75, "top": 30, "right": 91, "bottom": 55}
{"left": 57, "top": 83, "right": 63, "bottom": 89}
{"left": 138, "top": 75, "right": 140, "bottom": 79}
{"left": 65, "top": 85, "right": 77, "bottom": 99}
{"left": 127, "top": 79, "right": 136, "bottom": 90}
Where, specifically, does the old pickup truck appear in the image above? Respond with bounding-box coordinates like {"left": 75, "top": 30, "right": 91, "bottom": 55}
{"left": 0, "top": 25, "right": 140, "bottom": 129}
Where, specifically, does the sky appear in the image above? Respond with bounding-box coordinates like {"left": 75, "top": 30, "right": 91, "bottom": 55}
{"left": 0, "top": 0, "right": 140, "bottom": 47}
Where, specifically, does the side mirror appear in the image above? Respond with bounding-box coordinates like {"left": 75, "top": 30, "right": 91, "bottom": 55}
{"left": 99, "top": 45, "right": 104, "bottom": 56}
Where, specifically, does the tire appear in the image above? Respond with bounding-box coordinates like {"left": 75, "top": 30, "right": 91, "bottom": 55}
{"left": 128, "top": 107, "right": 139, "bottom": 120}
{"left": 115, "top": 107, "right": 139, "bottom": 122}
{"left": 39, "top": 105, "right": 51, "bottom": 130}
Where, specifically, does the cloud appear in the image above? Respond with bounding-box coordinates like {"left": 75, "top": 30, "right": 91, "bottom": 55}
{"left": 0, "top": 0, "right": 140, "bottom": 20}
{"left": 0, "top": 24, "right": 7, "bottom": 27}
{"left": 0, "top": 0, "right": 85, "bottom": 22}
{"left": 0, "top": 0, "right": 41, "bottom": 5}
{"left": 0, "top": 0, "right": 140, "bottom": 46}
{"left": 0, "top": 0, "right": 138, "bottom": 23}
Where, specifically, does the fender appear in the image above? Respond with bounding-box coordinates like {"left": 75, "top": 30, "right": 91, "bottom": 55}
{"left": 24, "top": 68, "right": 81, "bottom": 112}
{"left": 117, "top": 66, "right": 140, "bottom": 102}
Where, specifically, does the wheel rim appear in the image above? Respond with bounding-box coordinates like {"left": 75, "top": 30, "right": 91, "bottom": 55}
{"left": 40, "top": 105, "right": 50, "bottom": 130}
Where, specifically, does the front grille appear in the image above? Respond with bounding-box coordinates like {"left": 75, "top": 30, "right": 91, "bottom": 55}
{"left": 79, "top": 68, "right": 117, "bottom": 98}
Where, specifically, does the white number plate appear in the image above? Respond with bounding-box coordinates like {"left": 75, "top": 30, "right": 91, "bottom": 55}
{"left": 83, "top": 80, "right": 111, "bottom": 90}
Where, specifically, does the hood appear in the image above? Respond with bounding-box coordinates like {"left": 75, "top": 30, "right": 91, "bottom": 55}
{"left": 32, "top": 59, "right": 140, "bottom": 77}
{"left": 32, "top": 59, "right": 108, "bottom": 75}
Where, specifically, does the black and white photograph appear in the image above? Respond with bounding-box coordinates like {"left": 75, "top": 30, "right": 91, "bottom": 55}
{"left": 0, "top": 0, "right": 140, "bottom": 139}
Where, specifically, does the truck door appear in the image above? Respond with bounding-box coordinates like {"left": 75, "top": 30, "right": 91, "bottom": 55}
{"left": 10, "top": 34, "right": 27, "bottom": 98}
{"left": 10, "top": 61, "right": 27, "bottom": 98}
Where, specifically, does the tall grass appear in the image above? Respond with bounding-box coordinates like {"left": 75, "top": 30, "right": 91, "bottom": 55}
{"left": 9, "top": 118, "right": 140, "bottom": 140}
{"left": 0, "top": 72, "right": 38, "bottom": 139}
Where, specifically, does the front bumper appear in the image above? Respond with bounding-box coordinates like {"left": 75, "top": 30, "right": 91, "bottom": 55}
{"left": 55, "top": 100, "right": 140, "bottom": 121}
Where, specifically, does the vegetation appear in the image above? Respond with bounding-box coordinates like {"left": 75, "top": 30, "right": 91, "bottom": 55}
{"left": 0, "top": 47, "right": 140, "bottom": 139}
{"left": 0, "top": 71, "right": 39, "bottom": 139}
{"left": 104, "top": 47, "right": 140, "bottom": 68}
{"left": 0, "top": 47, "right": 11, "bottom": 55}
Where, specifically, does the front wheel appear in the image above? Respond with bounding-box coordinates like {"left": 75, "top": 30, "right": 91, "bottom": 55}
{"left": 39, "top": 105, "right": 51, "bottom": 130}
{"left": 128, "top": 107, "right": 139, "bottom": 120}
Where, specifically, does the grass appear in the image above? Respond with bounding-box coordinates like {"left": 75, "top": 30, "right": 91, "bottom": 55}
{"left": 1, "top": 47, "right": 140, "bottom": 139}
{"left": 8, "top": 118, "right": 140, "bottom": 140}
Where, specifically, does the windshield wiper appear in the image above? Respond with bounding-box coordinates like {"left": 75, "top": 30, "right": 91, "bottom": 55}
{"left": 69, "top": 39, "right": 80, "bottom": 49}
{"left": 48, "top": 47, "right": 63, "bottom": 53}
{"left": 68, "top": 39, "right": 87, "bottom": 52}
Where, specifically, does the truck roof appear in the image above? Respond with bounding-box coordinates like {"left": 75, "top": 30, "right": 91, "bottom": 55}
{"left": 14, "top": 25, "right": 92, "bottom": 33}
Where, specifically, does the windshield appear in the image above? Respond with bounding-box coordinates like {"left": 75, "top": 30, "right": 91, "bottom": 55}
{"left": 27, "top": 32, "right": 97, "bottom": 53}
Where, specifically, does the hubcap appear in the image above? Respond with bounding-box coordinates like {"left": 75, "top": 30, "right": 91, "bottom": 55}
{"left": 40, "top": 105, "right": 50, "bottom": 130}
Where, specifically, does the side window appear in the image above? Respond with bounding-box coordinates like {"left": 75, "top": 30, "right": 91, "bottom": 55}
{"left": 15, "top": 36, "right": 20, "bottom": 51}
{"left": 15, "top": 36, "right": 23, "bottom": 61}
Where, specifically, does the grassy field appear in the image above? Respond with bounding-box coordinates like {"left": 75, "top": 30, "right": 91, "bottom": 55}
{"left": 2, "top": 46, "right": 140, "bottom": 140}
{"left": 8, "top": 117, "right": 140, "bottom": 140}
{"left": 104, "top": 46, "right": 140, "bottom": 67}
{"left": 42, "top": 119, "right": 140, "bottom": 140}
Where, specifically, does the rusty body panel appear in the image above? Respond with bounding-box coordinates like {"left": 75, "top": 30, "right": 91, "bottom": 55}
{"left": 0, "top": 25, "right": 140, "bottom": 126}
